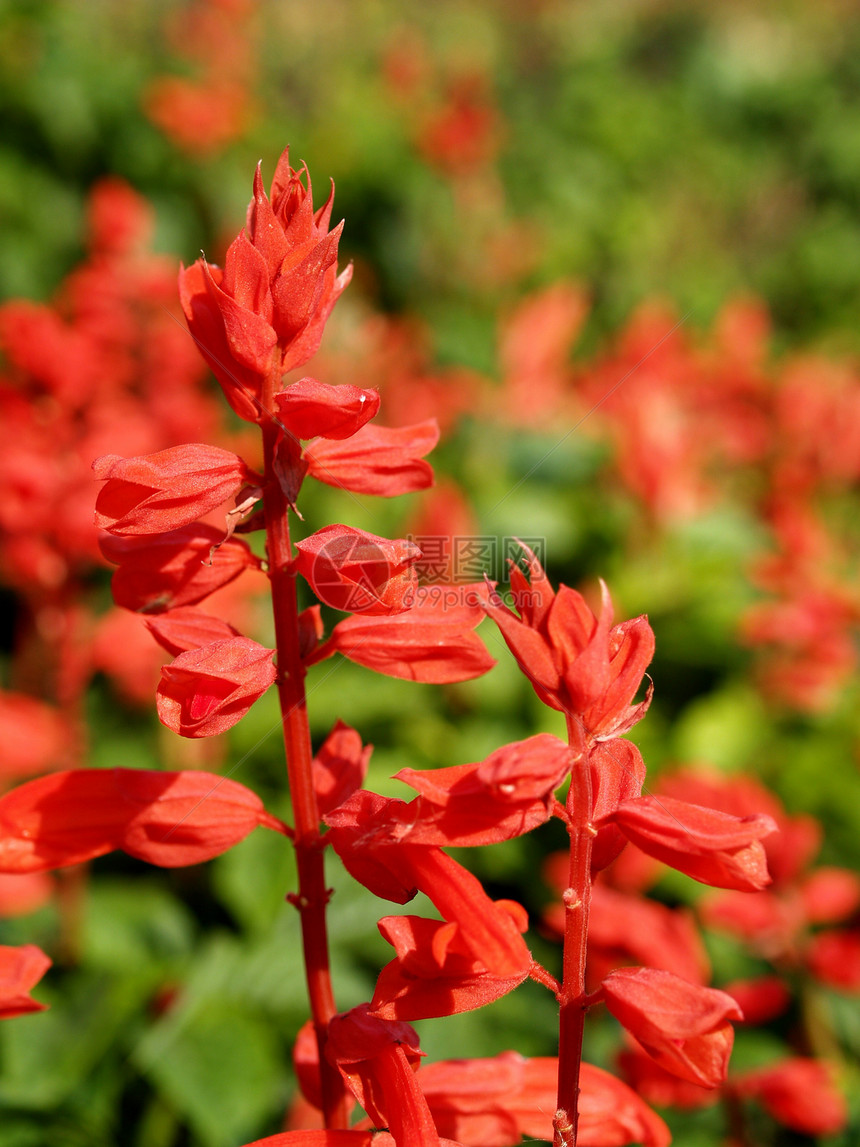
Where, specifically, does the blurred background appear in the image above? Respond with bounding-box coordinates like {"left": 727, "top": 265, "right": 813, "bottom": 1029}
{"left": 1, "top": 1, "right": 859, "bottom": 1144}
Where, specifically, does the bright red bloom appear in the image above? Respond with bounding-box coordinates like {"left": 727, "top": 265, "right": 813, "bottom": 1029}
{"left": 93, "top": 445, "right": 255, "bottom": 536}
{"left": 0, "top": 944, "right": 51, "bottom": 1019}
{"left": 304, "top": 420, "right": 438, "bottom": 496}
{"left": 391, "top": 734, "right": 570, "bottom": 846}
{"left": 294, "top": 525, "right": 421, "bottom": 615}
{"left": 318, "top": 583, "right": 495, "bottom": 683}
{"left": 325, "top": 1005, "right": 441, "bottom": 1146}
{"left": 275, "top": 378, "right": 380, "bottom": 440}
{"left": 100, "top": 525, "right": 260, "bottom": 613}
{"left": 0, "top": 768, "right": 284, "bottom": 872}
{"left": 605, "top": 794, "right": 777, "bottom": 891}
{"left": 156, "top": 636, "right": 276, "bottom": 737}
{"left": 806, "top": 929, "right": 860, "bottom": 991}
{"left": 179, "top": 151, "right": 352, "bottom": 421}
{"left": 418, "top": 1053, "right": 670, "bottom": 1147}
{"left": 722, "top": 975, "right": 792, "bottom": 1024}
{"left": 243, "top": 1134, "right": 462, "bottom": 1147}
{"left": 732, "top": 1057, "right": 847, "bottom": 1136}
{"left": 371, "top": 903, "right": 531, "bottom": 1020}
{"left": 602, "top": 967, "right": 742, "bottom": 1088}
{"left": 482, "top": 547, "right": 654, "bottom": 735}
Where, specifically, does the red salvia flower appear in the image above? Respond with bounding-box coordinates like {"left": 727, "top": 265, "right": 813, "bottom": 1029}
{"left": 156, "top": 636, "right": 276, "bottom": 737}
{"left": 243, "top": 1134, "right": 462, "bottom": 1147}
{"left": 304, "top": 420, "right": 439, "bottom": 496}
{"left": 417, "top": 1054, "right": 671, "bottom": 1147}
{"left": 390, "top": 734, "right": 570, "bottom": 846}
{"left": 179, "top": 150, "right": 352, "bottom": 421}
{"left": 602, "top": 967, "right": 743, "bottom": 1088}
{"left": 316, "top": 584, "right": 495, "bottom": 683}
{"left": 482, "top": 546, "right": 654, "bottom": 736}
{"left": 100, "top": 524, "right": 260, "bottom": 613}
{"left": 275, "top": 378, "right": 380, "bottom": 440}
{"left": 0, "top": 943, "right": 51, "bottom": 1019}
{"left": 325, "top": 1005, "right": 441, "bottom": 1147}
{"left": 371, "top": 903, "right": 531, "bottom": 1020}
{"left": 0, "top": 768, "right": 285, "bottom": 872}
{"left": 605, "top": 794, "right": 778, "bottom": 891}
{"left": 93, "top": 444, "right": 256, "bottom": 536}
{"left": 294, "top": 525, "right": 421, "bottom": 615}
{"left": 731, "top": 1057, "right": 848, "bottom": 1136}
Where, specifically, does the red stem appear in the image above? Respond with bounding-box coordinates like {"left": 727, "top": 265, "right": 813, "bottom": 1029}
{"left": 555, "top": 716, "right": 596, "bottom": 1147}
{"left": 261, "top": 378, "right": 350, "bottom": 1130}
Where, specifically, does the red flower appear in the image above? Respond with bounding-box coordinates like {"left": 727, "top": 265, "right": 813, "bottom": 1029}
{"left": 732, "top": 1058, "right": 847, "bottom": 1136}
{"left": 312, "top": 720, "right": 372, "bottom": 818}
{"left": 304, "top": 420, "right": 439, "bottom": 496}
{"left": 100, "top": 525, "right": 260, "bottom": 613}
{"left": 145, "top": 608, "right": 242, "bottom": 656}
{"left": 156, "top": 636, "right": 276, "bottom": 737}
{"left": 318, "top": 583, "right": 495, "bottom": 683}
{"left": 275, "top": 378, "right": 380, "bottom": 440}
{"left": 0, "top": 944, "right": 51, "bottom": 1019}
{"left": 0, "top": 768, "right": 284, "bottom": 872}
{"left": 93, "top": 444, "right": 255, "bottom": 536}
{"left": 390, "top": 734, "right": 570, "bottom": 846}
{"left": 325, "top": 1005, "right": 441, "bottom": 1146}
{"left": 294, "top": 525, "right": 421, "bottom": 615}
{"left": 179, "top": 150, "right": 352, "bottom": 421}
{"left": 605, "top": 795, "right": 778, "bottom": 891}
{"left": 602, "top": 967, "right": 742, "bottom": 1088}
{"left": 482, "top": 546, "right": 654, "bottom": 736}
{"left": 417, "top": 1054, "right": 670, "bottom": 1147}
{"left": 371, "top": 904, "right": 531, "bottom": 1020}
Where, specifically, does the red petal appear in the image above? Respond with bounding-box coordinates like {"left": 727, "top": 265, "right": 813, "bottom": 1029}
{"left": 275, "top": 378, "right": 380, "bottom": 440}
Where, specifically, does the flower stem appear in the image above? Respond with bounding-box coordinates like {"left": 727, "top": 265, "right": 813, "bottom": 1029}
{"left": 555, "top": 717, "right": 596, "bottom": 1147}
{"left": 261, "top": 381, "right": 350, "bottom": 1129}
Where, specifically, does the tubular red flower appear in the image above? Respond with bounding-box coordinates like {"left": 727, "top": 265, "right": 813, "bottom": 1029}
{"left": 145, "top": 608, "right": 242, "bottom": 656}
{"left": 100, "top": 525, "right": 259, "bottom": 613}
{"left": 93, "top": 445, "right": 255, "bottom": 536}
{"left": 371, "top": 907, "right": 531, "bottom": 1020}
{"left": 319, "top": 583, "right": 495, "bottom": 683}
{"left": 275, "top": 378, "right": 380, "bottom": 440}
{"left": 606, "top": 794, "right": 778, "bottom": 891}
{"left": 602, "top": 967, "right": 742, "bottom": 1088}
{"left": 294, "top": 525, "right": 421, "bottom": 615}
{"left": 325, "top": 1005, "right": 441, "bottom": 1146}
{"left": 0, "top": 943, "right": 51, "bottom": 1019}
{"left": 417, "top": 1054, "right": 670, "bottom": 1147}
{"left": 0, "top": 768, "right": 284, "bottom": 872}
{"left": 156, "top": 636, "right": 277, "bottom": 737}
{"left": 391, "top": 734, "right": 570, "bottom": 846}
{"left": 304, "top": 420, "right": 438, "bottom": 496}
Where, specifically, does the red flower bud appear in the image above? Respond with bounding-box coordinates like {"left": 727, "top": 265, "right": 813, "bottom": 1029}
{"left": 606, "top": 795, "right": 778, "bottom": 891}
{"left": 100, "top": 525, "right": 260, "bottom": 613}
{"left": 304, "top": 420, "right": 438, "bottom": 497}
{"left": 94, "top": 445, "right": 255, "bottom": 536}
{"left": 145, "top": 608, "right": 242, "bottom": 656}
{"left": 603, "top": 967, "right": 742, "bottom": 1088}
{"left": 312, "top": 720, "right": 371, "bottom": 818}
{"left": 294, "top": 525, "right": 420, "bottom": 615}
{"left": 0, "top": 943, "right": 51, "bottom": 1019}
{"left": 275, "top": 378, "right": 380, "bottom": 440}
{"left": 0, "top": 768, "right": 284, "bottom": 872}
{"left": 179, "top": 151, "right": 351, "bottom": 422}
{"left": 156, "top": 637, "right": 276, "bottom": 737}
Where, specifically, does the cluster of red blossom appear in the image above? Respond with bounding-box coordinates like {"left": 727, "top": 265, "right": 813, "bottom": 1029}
{"left": 0, "top": 151, "right": 848, "bottom": 1145}
{"left": 312, "top": 284, "right": 860, "bottom": 715}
